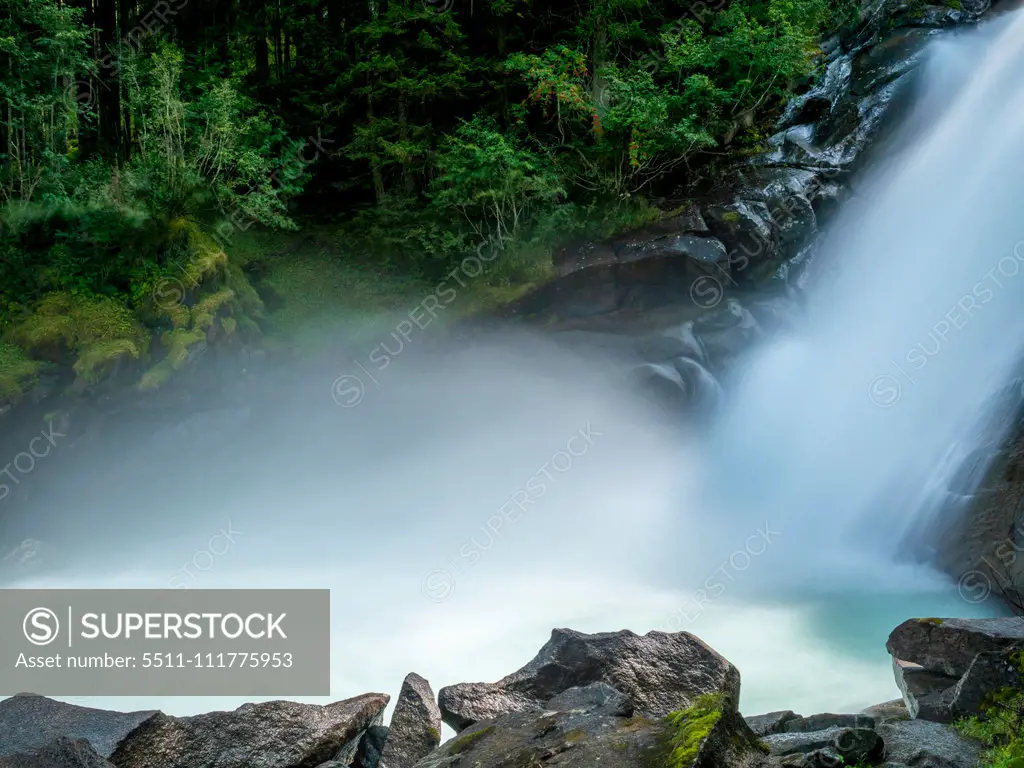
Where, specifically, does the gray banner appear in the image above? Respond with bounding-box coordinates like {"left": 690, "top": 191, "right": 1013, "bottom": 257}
{"left": 0, "top": 589, "right": 330, "bottom": 696}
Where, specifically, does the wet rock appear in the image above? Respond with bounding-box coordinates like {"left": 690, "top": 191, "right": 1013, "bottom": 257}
{"left": 763, "top": 728, "right": 882, "bottom": 764}
{"left": 851, "top": 28, "right": 936, "bottom": 97}
{"left": 111, "top": 694, "right": 389, "bottom": 768}
{"left": 0, "top": 695, "right": 157, "bottom": 759}
{"left": 438, "top": 628, "right": 741, "bottom": 732}
{"left": 887, "top": 617, "right": 1024, "bottom": 679}
{"left": 0, "top": 738, "right": 115, "bottom": 768}
{"left": 705, "top": 201, "right": 779, "bottom": 273}
{"left": 744, "top": 710, "right": 801, "bottom": 736}
{"left": 546, "top": 683, "right": 634, "bottom": 717}
{"left": 778, "top": 55, "right": 853, "bottom": 129}
{"left": 877, "top": 719, "right": 983, "bottom": 768}
{"left": 691, "top": 299, "right": 765, "bottom": 372}
{"left": 783, "top": 713, "right": 876, "bottom": 732}
{"left": 379, "top": 674, "right": 442, "bottom": 768}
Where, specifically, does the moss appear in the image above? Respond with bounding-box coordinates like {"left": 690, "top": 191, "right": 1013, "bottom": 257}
{"left": 426, "top": 726, "right": 441, "bottom": 742}
{"left": 720, "top": 211, "right": 741, "bottom": 224}
{"left": 0, "top": 342, "right": 42, "bottom": 402}
{"left": 191, "top": 288, "right": 235, "bottom": 331}
{"left": 613, "top": 742, "right": 630, "bottom": 752}
{"left": 73, "top": 338, "right": 143, "bottom": 383}
{"left": 564, "top": 728, "right": 587, "bottom": 744}
{"left": 661, "top": 693, "right": 725, "bottom": 768}
{"left": 220, "top": 316, "right": 238, "bottom": 336}
{"left": 918, "top": 618, "right": 944, "bottom": 625}
{"left": 137, "top": 359, "right": 175, "bottom": 392}
{"left": 448, "top": 725, "right": 496, "bottom": 755}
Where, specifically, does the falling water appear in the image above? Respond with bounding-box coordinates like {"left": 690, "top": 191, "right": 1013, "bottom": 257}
{"left": 682, "top": 10, "right": 1024, "bottom": 595}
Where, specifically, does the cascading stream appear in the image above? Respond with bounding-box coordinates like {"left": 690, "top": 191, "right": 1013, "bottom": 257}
{"left": 685, "top": 10, "right": 1024, "bottom": 594}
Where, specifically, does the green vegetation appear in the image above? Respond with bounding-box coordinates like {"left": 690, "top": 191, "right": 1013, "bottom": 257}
{"left": 955, "top": 651, "right": 1024, "bottom": 768}
{"left": 0, "top": 0, "right": 860, "bottom": 397}
{"left": 661, "top": 692, "right": 725, "bottom": 768}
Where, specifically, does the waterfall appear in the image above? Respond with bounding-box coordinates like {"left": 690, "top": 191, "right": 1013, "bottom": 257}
{"left": 683, "top": 11, "right": 1024, "bottom": 594}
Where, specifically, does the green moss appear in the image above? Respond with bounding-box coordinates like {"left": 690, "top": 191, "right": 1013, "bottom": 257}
{"left": 191, "top": 288, "right": 235, "bottom": 331}
{"left": 918, "top": 618, "right": 944, "bottom": 625}
{"left": 0, "top": 342, "right": 42, "bottom": 402}
{"left": 426, "top": 726, "right": 441, "bottom": 742}
{"left": 448, "top": 725, "right": 496, "bottom": 755}
{"left": 661, "top": 693, "right": 725, "bottom": 768}
{"left": 564, "top": 728, "right": 587, "bottom": 744}
{"left": 720, "top": 211, "right": 741, "bottom": 224}
{"left": 73, "top": 338, "right": 143, "bottom": 383}
{"left": 220, "top": 316, "right": 238, "bottom": 336}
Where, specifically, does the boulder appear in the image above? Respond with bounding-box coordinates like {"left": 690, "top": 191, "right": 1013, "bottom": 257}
{"left": 416, "top": 690, "right": 768, "bottom": 768}
{"left": 887, "top": 617, "right": 1024, "bottom": 679}
{"left": 0, "top": 738, "right": 115, "bottom": 768}
{"left": 860, "top": 699, "right": 909, "bottom": 724}
{"left": 877, "top": 719, "right": 983, "bottom": 768}
{"left": 378, "top": 674, "right": 442, "bottom": 768}
{"left": 763, "top": 728, "right": 882, "bottom": 764}
{"left": 0, "top": 695, "right": 157, "bottom": 759}
{"left": 545, "top": 683, "right": 634, "bottom": 717}
{"left": 891, "top": 658, "right": 958, "bottom": 722}
{"left": 744, "top": 710, "right": 801, "bottom": 736}
{"left": 437, "top": 628, "right": 741, "bottom": 732}
{"left": 110, "top": 694, "right": 389, "bottom": 768}
{"left": 782, "top": 714, "right": 876, "bottom": 732}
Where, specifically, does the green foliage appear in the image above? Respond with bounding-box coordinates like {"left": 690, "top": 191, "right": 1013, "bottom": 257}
{"left": 429, "top": 116, "right": 566, "bottom": 241}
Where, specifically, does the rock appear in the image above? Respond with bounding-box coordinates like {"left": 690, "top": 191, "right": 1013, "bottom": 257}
{"left": 860, "top": 698, "right": 910, "bottom": 724}
{"left": 379, "top": 674, "right": 442, "bottom": 768}
{"left": 783, "top": 714, "right": 876, "bottom": 732}
{"left": 887, "top": 617, "right": 1024, "bottom": 679}
{"left": 691, "top": 299, "right": 765, "bottom": 372}
{"left": 110, "top": 694, "right": 389, "bottom": 768}
{"left": 744, "top": 710, "right": 801, "bottom": 736}
{"left": 546, "top": 683, "right": 634, "bottom": 717}
{"left": 0, "top": 695, "right": 157, "bottom": 759}
{"left": 437, "top": 628, "right": 741, "bottom": 732}
{"left": 416, "top": 689, "right": 768, "bottom": 768}
{"left": 777, "top": 55, "right": 853, "bottom": 129}
{"left": 353, "top": 725, "right": 389, "bottom": 768}
{"left": 763, "top": 728, "right": 882, "bottom": 765}
{"left": 892, "top": 658, "right": 958, "bottom": 722}
{"left": 888, "top": 619, "right": 1024, "bottom": 722}
{"left": 705, "top": 201, "right": 779, "bottom": 272}
{"left": 877, "top": 719, "right": 983, "bottom": 768}
{"left": 950, "top": 648, "right": 1024, "bottom": 718}
{"left": 0, "top": 738, "right": 115, "bottom": 768}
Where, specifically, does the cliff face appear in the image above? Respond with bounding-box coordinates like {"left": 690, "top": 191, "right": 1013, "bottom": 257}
{"left": 933, "top": 386, "right": 1024, "bottom": 608}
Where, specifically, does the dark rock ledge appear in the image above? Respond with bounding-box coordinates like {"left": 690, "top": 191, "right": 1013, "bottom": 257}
{"left": 1, "top": 618, "right": 1017, "bottom": 768}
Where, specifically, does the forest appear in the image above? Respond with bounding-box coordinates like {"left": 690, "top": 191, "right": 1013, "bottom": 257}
{"left": 0, "top": 0, "right": 856, "bottom": 396}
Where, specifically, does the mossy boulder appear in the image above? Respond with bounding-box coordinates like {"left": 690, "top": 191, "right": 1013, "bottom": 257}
{"left": 0, "top": 343, "right": 43, "bottom": 406}
{"left": 6, "top": 293, "right": 149, "bottom": 389}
